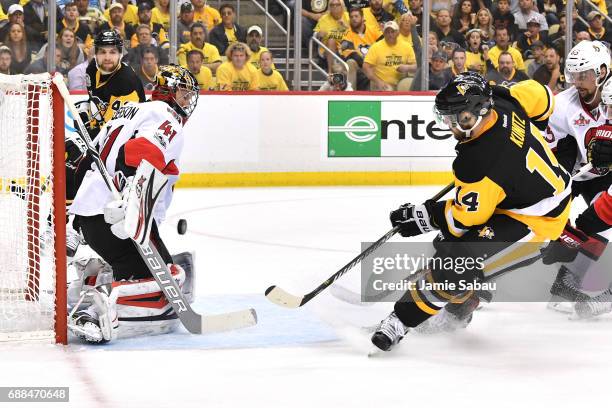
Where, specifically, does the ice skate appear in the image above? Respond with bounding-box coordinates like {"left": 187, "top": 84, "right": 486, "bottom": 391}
{"left": 371, "top": 312, "right": 409, "bottom": 352}
{"left": 574, "top": 290, "right": 612, "bottom": 319}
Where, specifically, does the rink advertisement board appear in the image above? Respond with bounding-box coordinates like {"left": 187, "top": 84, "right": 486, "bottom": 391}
{"left": 327, "top": 99, "right": 456, "bottom": 157}
{"left": 65, "top": 93, "right": 456, "bottom": 185}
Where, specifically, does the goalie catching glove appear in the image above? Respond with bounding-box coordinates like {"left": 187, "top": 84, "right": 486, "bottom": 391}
{"left": 390, "top": 201, "right": 437, "bottom": 237}
{"left": 587, "top": 123, "right": 612, "bottom": 171}
{"left": 104, "top": 160, "right": 168, "bottom": 244}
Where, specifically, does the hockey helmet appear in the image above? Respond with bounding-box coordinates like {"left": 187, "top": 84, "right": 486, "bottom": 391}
{"left": 565, "top": 40, "right": 611, "bottom": 86}
{"left": 152, "top": 64, "right": 200, "bottom": 120}
{"left": 434, "top": 72, "right": 493, "bottom": 138}
{"left": 94, "top": 30, "right": 124, "bottom": 52}
{"left": 601, "top": 76, "right": 612, "bottom": 105}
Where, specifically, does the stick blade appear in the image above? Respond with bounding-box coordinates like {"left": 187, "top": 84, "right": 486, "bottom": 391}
{"left": 265, "top": 285, "right": 304, "bottom": 308}
{"left": 200, "top": 308, "right": 258, "bottom": 334}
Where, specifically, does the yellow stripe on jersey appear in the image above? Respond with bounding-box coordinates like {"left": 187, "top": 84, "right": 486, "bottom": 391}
{"left": 496, "top": 198, "right": 571, "bottom": 240}
{"left": 409, "top": 287, "right": 440, "bottom": 316}
{"left": 483, "top": 231, "right": 542, "bottom": 276}
{"left": 508, "top": 80, "right": 555, "bottom": 122}
{"left": 103, "top": 91, "right": 140, "bottom": 124}
{"left": 449, "top": 176, "right": 508, "bottom": 230}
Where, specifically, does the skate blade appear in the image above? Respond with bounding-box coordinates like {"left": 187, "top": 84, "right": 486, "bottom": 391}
{"left": 547, "top": 301, "right": 575, "bottom": 314}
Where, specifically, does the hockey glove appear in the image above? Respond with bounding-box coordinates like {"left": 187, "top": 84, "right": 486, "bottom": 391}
{"left": 390, "top": 201, "right": 437, "bottom": 237}
{"left": 587, "top": 124, "right": 612, "bottom": 170}
{"left": 576, "top": 204, "right": 612, "bottom": 235}
{"left": 65, "top": 133, "right": 88, "bottom": 171}
{"left": 541, "top": 224, "right": 608, "bottom": 265}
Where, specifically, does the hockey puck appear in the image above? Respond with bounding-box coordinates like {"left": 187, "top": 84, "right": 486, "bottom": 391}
{"left": 177, "top": 219, "right": 187, "bottom": 235}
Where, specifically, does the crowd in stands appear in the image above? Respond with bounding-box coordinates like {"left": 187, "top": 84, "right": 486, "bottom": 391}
{"left": 0, "top": 0, "right": 288, "bottom": 91}
{"left": 309, "top": 0, "right": 612, "bottom": 90}
{"left": 0, "top": 0, "right": 609, "bottom": 91}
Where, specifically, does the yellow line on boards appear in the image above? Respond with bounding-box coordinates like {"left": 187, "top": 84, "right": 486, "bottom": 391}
{"left": 176, "top": 172, "right": 453, "bottom": 188}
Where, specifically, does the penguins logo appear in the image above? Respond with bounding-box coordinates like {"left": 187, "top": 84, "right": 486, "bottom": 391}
{"left": 478, "top": 226, "right": 495, "bottom": 240}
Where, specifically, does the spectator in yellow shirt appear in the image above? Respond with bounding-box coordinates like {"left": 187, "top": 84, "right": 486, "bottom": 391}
{"left": 97, "top": 3, "right": 136, "bottom": 46}
{"left": 363, "top": 20, "right": 417, "bottom": 90}
{"left": 246, "top": 25, "right": 273, "bottom": 69}
{"left": 192, "top": 0, "right": 221, "bottom": 31}
{"left": 257, "top": 51, "right": 288, "bottom": 91}
{"left": 464, "top": 28, "right": 488, "bottom": 74}
{"left": 104, "top": 0, "right": 139, "bottom": 25}
{"left": 362, "top": 0, "right": 393, "bottom": 37}
{"left": 314, "top": 0, "right": 349, "bottom": 73}
{"left": 0, "top": 4, "right": 7, "bottom": 23}
{"left": 485, "top": 26, "right": 525, "bottom": 72}
{"left": 177, "top": 22, "right": 221, "bottom": 74}
{"left": 151, "top": 0, "right": 170, "bottom": 30}
{"left": 130, "top": 1, "right": 168, "bottom": 48}
{"left": 216, "top": 42, "right": 259, "bottom": 91}
{"left": 186, "top": 49, "right": 214, "bottom": 91}
{"left": 208, "top": 3, "right": 247, "bottom": 55}
{"left": 340, "top": 7, "right": 381, "bottom": 90}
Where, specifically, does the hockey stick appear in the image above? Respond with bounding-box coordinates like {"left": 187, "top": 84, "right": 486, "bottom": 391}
{"left": 330, "top": 163, "right": 595, "bottom": 306}
{"left": 264, "top": 182, "right": 455, "bottom": 308}
{"left": 52, "top": 74, "right": 257, "bottom": 334}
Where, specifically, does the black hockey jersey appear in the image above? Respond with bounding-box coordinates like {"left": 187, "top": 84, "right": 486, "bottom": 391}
{"left": 85, "top": 59, "right": 146, "bottom": 129}
{"left": 431, "top": 80, "right": 572, "bottom": 240}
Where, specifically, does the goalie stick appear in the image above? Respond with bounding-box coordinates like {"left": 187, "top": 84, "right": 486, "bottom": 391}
{"left": 264, "top": 182, "right": 455, "bottom": 308}
{"left": 329, "top": 163, "right": 594, "bottom": 307}
{"left": 52, "top": 74, "right": 257, "bottom": 334}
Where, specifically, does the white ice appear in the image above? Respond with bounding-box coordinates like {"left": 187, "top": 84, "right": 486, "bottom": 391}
{"left": 1, "top": 185, "right": 611, "bottom": 408}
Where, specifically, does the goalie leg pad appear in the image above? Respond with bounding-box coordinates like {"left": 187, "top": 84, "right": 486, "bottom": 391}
{"left": 112, "top": 264, "right": 187, "bottom": 339}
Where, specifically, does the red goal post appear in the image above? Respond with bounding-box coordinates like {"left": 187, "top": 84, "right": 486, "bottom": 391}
{"left": 0, "top": 73, "right": 67, "bottom": 344}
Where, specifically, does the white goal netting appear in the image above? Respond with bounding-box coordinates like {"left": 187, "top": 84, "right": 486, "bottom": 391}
{"left": 0, "top": 73, "right": 62, "bottom": 342}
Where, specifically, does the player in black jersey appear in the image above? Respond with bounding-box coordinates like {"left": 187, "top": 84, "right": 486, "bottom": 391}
{"left": 84, "top": 30, "right": 146, "bottom": 134}
{"left": 370, "top": 73, "right": 572, "bottom": 352}
{"left": 65, "top": 30, "right": 146, "bottom": 256}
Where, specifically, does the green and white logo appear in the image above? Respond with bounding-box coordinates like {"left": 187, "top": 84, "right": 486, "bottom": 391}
{"left": 327, "top": 99, "right": 455, "bottom": 158}
{"left": 328, "top": 101, "right": 381, "bottom": 157}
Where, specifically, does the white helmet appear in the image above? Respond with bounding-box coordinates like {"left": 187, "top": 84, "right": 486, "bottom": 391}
{"left": 565, "top": 40, "right": 611, "bottom": 86}
{"left": 602, "top": 76, "right": 612, "bottom": 105}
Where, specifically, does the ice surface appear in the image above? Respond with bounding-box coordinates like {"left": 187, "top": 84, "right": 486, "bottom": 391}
{"left": 1, "top": 186, "right": 611, "bottom": 408}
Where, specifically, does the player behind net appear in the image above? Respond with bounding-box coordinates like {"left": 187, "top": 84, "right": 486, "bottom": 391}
{"left": 66, "top": 64, "right": 199, "bottom": 343}
{"left": 370, "top": 72, "right": 572, "bottom": 352}
{"left": 64, "top": 29, "right": 146, "bottom": 258}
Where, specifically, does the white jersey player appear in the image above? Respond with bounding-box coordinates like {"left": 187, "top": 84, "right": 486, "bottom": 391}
{"left": 543, "top": 41, "right": 612, "bottom": 316}
{"left": 545, "top": 40, "right": 610, "bottom": 182}
{"left": 67, "top": 65, "right": 200, "bottom": 343}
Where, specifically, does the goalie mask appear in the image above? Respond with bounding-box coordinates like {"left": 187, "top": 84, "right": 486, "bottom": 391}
{"left": 152, "top": 64, "right": 199, "bottom": 121}
{"left": 434, "top": 72, "right": 493, "bottom": 140}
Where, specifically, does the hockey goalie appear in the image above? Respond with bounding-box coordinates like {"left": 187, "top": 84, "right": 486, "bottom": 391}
{"left": 66, "top": 64, "right": 200, "bottom": 343}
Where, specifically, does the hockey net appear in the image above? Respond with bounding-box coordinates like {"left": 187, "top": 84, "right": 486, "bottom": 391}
{"left": 0, "top": 73, "right": 66, "bottom": 343}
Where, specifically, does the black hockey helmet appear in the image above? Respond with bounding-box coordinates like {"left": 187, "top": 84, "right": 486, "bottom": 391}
{"left": 94, "top": 30, "right": 123, "bottom": 52}
{"left": 433, "top": 72, "right": 493, "bottom": 139}
{"left": 152, "top": 64, "right": 200, "bottom": 120}
{"left": 435, "top": 72, "right": 493, "bottom": 117}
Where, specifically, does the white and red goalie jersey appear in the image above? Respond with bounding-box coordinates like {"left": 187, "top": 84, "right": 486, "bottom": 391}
{"left": 70, "top": 100, "right": 184, "bottom": 225}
